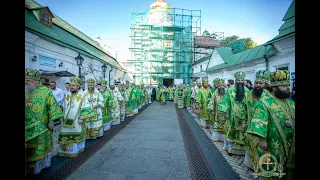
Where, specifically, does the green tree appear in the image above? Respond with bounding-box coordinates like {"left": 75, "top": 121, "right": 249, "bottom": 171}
{"left": 221, "top": 35, "right": 258, "bottom": 50}
{"left": 220, "top": 35, "right": 239, "bottom": 47}
{"left": 240, "top": 37, "right": 258, "bottom": 50}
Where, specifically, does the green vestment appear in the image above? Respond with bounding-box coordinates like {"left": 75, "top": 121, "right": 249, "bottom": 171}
{"left": 218, "top": 84, "right": 250, "bottom": 155}
{"left": 25, "top": 84, "right": 63, "bottom": 168}
{"left": 246, "top": 90, "right": 295, "bottom": 179}
{"left": 195, "top": 87, "right": 213, "bottom": 124}
{"left": 102, "top": 89, "right": 115, "bottom": 125}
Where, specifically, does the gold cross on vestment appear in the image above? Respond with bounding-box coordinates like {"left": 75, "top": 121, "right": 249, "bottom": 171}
{"left": 75, "top": 94, "right": 83, "bottom": 102}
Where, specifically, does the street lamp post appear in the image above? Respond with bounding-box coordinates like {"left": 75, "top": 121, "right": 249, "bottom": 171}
{"left": 80, "top": 75, "right": 86, "bottom": 91}
{"left": 101, "top": 64, "right": 107, "bottom": 79}
{"left": 75, "top": 53, "right": 84, "bottom": 78}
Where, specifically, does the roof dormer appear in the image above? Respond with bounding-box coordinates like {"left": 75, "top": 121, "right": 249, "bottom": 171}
{"left": 31, "top": 6, "right": 54, "bottom": 28}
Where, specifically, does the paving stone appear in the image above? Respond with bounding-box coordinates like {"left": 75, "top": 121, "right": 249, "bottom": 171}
{"left": 68, "top": 102, "right": 191, "bottom": 180}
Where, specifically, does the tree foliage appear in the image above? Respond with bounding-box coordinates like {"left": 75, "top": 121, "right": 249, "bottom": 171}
{"left": 221, "top": 35, "right": 258, "bottom": 50}
{"left": 220, "top": 35, "right": 240, "bottom": 47}
{"left": 241, "top": 37, "right": 258, "bottom": 50}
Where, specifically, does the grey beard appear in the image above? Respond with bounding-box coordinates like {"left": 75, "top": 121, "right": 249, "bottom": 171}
{"left": 88, "top": 88, "right": 94, "bottom": 93}
{"left": 217, "top": 88, "right": 225, "bottom": 95}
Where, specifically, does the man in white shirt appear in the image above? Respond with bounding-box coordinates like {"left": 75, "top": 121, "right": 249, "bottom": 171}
{"left": 63, "top": 82, "right": 70, "bottom": 97}
{"left": 50, "top": 81, "right": 64, "bottom": 107}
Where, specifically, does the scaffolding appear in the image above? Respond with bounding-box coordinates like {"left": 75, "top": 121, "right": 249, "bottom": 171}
{"left": 193, "top": 31, "right": 225, "bottom": 63}
{"left": 129, "top": 4, "right": 201, "bottom": 85}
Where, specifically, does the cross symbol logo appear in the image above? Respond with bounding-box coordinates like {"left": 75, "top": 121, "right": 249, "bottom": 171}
{"left": 263, "top": 157, "right": 275, "bottom": 171}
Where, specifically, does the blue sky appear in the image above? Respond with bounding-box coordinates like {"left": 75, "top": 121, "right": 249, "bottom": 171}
{"left": 35, "top": 0, "right": 293, "bottom": 62}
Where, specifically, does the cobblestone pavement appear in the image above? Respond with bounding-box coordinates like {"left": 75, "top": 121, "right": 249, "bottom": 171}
{"left": 187, "top": 109, "right": 255, "bottom": 180}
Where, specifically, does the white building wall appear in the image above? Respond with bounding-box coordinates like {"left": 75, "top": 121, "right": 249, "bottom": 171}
{"left": 268, "top": 36, "right": 295, "bottom": 89}
{"left": 25, "top": 31, "right": 125, "bottom": 89}
{"left": 203, "top": 35, "right": 295, "bottom": 88}
{"left": 207, "top": 49, "right": 224, "bottom": 68}
{"left": 268, "top": 36, "right": 295, "bottom": 73}
{"left": 192, "top": 59, "right": 209, "bottom": 77}
{"left": 207, "top": 58, "right": 267, "bottom": 85}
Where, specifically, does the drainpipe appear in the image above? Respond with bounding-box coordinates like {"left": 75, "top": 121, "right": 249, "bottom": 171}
{"left": 264, "top": 55, "right": 269, "bottom": 71}
{"left": 263, "top": 43, "right": 276, "bottom": 71}
{"left": 109, "top": 68, "right": 113, "bottom": 88}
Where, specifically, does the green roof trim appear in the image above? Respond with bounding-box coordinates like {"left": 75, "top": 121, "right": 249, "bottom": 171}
{"left": 25, "top": 0, "right": 123, "bottom": 70}
{"left": 266, "top": 19, "right": 295, "bottom": 45}
{"left": 206, "top": 45, "right": 276, "bottom": 72}
{"left": 279, "top": 18, "right": 294, "bottom": 31}
{"left": 266, "top": 0, "right": 295, "bottom": 45}
{"left": 266, "top": 33, "right": 295, "bottom": 45}
{"left": 282, "top": 0, "right": 295, "bottom": 21}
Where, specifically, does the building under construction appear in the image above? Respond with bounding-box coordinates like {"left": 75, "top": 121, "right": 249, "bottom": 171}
{"left": 129, "top": 0, "right": 201, "bottom": 87}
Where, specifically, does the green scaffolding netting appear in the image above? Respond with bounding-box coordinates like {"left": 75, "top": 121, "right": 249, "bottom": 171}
{"left": 130, "top": 7, "right": 201, "bottom": 85}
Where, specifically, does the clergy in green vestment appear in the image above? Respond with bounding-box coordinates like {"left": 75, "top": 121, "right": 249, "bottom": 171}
{"left": 183, "top": 84, "right": 192, "bottom": 109}
{"left": 213, "top": 78, "right": 219, "bottom": 90}
{"left": 191, "top": 79, "right": 201, "bottom": 116}
{"left": 159, "top": 85, "right": 168, "bottom": 104}
{"left": 206, "top": 78, "right": 219, "bottom": 131}
{"left": 243, "top": 70, "right": 272, "bottom": 170}
{"left": 174, "top": 85, "right": 179, "bottom": 103}
{"left": 58, "top": 77, "right": 95, "bottom": 158}
{"left": 246, "top": 70, "right": 295, "bottom": 179}
{"left": 206, "top": 78, "right": 227, "bottom": 142}
{"left": 25, "top": 68, "right": 63, "bottom": 174}
{"left": 125, "top": 81, "right": 134, "bottom": 117}
{"left": 84, "top": 78, "right": 105, "bottom": 139}
{"left": 110, "top": 82, "right": 124, "bottom": 125}
{"left": 132, "top": 83, "right": 139, "bottom": 114}
{"left": 168, "top": 86, "right": 174, "bottom": 101}
{"left": 177, "top": 86, "right": 185, "bottom": 108}
{"left": 100, "top": 80, "right": 115, "bottom": 131}
{"left": 118, "top": 83, "right": 128, "bottom": 121}
{"left": 189, "top": 82, "right": 195, "bottom": 107}
{"left": 218, "top": 71, "right": 251, "bottom": 155}
{"left": 156, "top": 86, "right": 160, "bottom": 101}
{"left": 195, "top": 77, "right": 213, "bottom": 129}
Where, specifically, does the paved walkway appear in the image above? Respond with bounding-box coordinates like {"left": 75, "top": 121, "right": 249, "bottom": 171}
{"left": 67, "top": 102, "right": 192, "bottom": 180}
{"left": 187, "top": 109, "right": 254, "bottom": 180}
